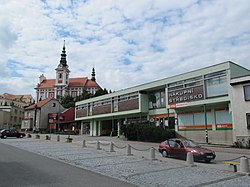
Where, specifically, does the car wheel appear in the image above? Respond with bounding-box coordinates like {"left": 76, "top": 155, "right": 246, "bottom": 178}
{"left": 19, "top": 135, "right": 23, "bottom": 138}
{"left": 162, "top": 150, "right": 169, "bottom": 157}
{"left": 3, "top": 135, "right": 7, "bottom": 139}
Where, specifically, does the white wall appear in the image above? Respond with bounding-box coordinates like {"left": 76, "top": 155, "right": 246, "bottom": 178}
{"left": 231, "top": 76, "right": 250, "bottom": 141}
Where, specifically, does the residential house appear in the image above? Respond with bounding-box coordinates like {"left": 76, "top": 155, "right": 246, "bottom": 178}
{"left": 21, "top": 98, "right": 65, "bottom": 131}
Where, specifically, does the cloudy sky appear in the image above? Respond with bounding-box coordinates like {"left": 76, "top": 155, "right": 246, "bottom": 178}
{"left": 0, "top": 0, "right": 249, "bottom": 98}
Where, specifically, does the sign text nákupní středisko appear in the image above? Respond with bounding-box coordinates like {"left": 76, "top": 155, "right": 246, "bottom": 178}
{"left": 168, "top": 85, "right": 204, "bottom": 104}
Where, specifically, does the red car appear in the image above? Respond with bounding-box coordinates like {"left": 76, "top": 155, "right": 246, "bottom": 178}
{"left": 159, "top": 138, "right": 216, "bottom": 162}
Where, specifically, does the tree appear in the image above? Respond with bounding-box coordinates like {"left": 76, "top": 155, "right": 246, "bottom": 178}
{"left": 94, "top": 88, "right": 108, "bottom": 97}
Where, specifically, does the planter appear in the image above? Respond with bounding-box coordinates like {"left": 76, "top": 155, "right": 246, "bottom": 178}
{"left": 66, "top": 136, "right": 73, "bottom": 143}
{"left": 45, "top": 135, "right": 50, "bottom": 140}
{"left": 35, "top": 134, "right": 40, "bottom": 139}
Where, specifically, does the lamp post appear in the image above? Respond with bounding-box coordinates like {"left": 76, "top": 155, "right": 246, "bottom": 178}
{"left": 204, "top": 104, "right": 208, "bottom": 144}
{"left": 33, "top": 104, "right": 37, "bottom": 132}
{"left": 58, "top": 97, "right": 61, "bottom": 133}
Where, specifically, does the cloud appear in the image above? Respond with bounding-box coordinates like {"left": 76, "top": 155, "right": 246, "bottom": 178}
{"left": 0, "top": 0, "right": 250, "bottom": 97}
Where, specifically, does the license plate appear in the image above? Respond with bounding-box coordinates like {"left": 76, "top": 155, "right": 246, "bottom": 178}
{"left": 207, "top": 156, "right": 213, "bottom": 158}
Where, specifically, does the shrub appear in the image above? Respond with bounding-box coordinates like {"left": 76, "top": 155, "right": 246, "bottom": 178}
{"left": 121, "top": 123, "right": 176, "bottom": 143}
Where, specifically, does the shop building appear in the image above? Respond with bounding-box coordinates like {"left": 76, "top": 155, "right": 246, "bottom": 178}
{"left": 75, "top": 61, "right": 250, "bottom": 145}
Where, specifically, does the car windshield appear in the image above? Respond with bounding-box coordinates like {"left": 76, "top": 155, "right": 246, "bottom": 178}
{"left": 182, "top": 140, "right": 200, "bottom": 148}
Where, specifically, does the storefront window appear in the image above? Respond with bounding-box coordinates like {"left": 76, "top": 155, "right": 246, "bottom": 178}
{"left": 244, "top": 85, "right": 250, "bottom": 101}
{"left": 149, "top": 90, "right": 166, "bottom": 109}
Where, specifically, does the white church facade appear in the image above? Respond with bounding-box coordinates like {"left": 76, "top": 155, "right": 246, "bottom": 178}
{"left": 35, "top": 42, "right": 101, "bottom": 101}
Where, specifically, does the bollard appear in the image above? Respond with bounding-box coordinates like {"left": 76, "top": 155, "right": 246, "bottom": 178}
{"left": 240, "top": 157, "right": 250, "bottom": 174}
{"left": 82, "top": 140, "right": 86, "bottom": 148}
{"left": 96, "top": 141, "right": 101, "bottom": 150}
{"left": 57, "top": 135, "right": 60, "bottom": 142}
{"left": 127, "top": 144, "right": 132, "bottom": 156}
{"left": 109, "top": 142, "right": 115, "bottom": 152}
{"left": 150, "top": 147, "right": 156, "bottom": 160}
{"left": 186, "top": 152, "right": 196, "bottom": 166}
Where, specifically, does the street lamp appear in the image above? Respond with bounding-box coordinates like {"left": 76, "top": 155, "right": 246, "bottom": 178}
{"left": 204, "top": 104, "right": 208, "bottom": 144}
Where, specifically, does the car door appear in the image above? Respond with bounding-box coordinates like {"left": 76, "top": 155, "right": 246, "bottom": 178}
{"left": 5, "top": 130, "right": 10, "bottom": 137}
{"left": 175, "top": 140, "right": 187, "bottom": 159}
{"left": 12, "top": 130, "right": 18, "bottom": 137}
{"left": 168, "top": 140, "right": 180, "bottom": 157}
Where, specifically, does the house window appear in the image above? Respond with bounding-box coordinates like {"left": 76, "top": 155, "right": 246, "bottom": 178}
{"left": 247, "top": 113, "right": 250, "bottom": 129}
{"left": 244, "top": 85, "right": 250, "bottom": 101}
{"left": 59, "top": 73, "right": 62, "bottom": 79}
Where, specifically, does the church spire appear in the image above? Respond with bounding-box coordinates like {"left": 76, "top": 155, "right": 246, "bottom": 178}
{"left": 59, "top": 40, "right": 67, "bottom": 67}
{"left": 91, "top": 66, "right": 96, "bottom": 81}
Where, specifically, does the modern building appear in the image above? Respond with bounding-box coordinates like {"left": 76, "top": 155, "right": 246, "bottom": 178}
{"left": 21, "top": 98, "right": 65, "bottom": 131}
{"left": 35, "top": 42, "right": 101, "bottom": 102}
{"left": 0, "top": 93, "right": 34, "bottom": 129}
{"left": 75, "top": 61, "right": 250, "bottom": 145}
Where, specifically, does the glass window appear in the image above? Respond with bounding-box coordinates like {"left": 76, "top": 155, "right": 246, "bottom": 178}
{"left": 149, "top": 90, "right": 166, "bottom": 109}
{"left": 244, "top": 85, "right": 250, "bottom": 101}
{"left": 247, "top": 113, "right": 250, "bottom": 129}
{"left": 205, "top": 73, "right": 228, "bottom": 98}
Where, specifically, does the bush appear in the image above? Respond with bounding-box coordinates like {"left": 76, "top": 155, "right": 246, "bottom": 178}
{"left": 121, "top": 123, "right": 176, "bottom": 143}
{"left": 233, "top": 140, "right": 250, "bottom": 149}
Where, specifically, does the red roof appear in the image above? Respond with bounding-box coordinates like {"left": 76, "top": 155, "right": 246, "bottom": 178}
{"left": 68, "top": 78, "right": 88, "bottom": 87}
{"left": 36, "top": 77, "right": 100, "bottom": 88}
{"left": 37, "top": 79, "right": 55, "bottom": 89}
{"left": 85, "top": 80, "right": 100, "bottom": 87}
{"left": 25, "top": 98, "right": 55, "bottom": 110}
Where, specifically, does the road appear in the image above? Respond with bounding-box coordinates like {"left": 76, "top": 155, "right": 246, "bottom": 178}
{"left": 0, "top": 142, "right": 138, "bottom": 187}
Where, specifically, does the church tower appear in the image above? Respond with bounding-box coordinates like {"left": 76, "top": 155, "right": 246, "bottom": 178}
{"left": 55, "top": 40, "right": 70, "bottom": 97}
{"left": 91, "top": 66, "right": 96, "bottom": 82}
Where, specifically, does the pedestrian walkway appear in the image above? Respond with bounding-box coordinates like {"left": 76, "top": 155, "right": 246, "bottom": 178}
{"left": 1, "top": 134, "right": 250, "bottom": 187}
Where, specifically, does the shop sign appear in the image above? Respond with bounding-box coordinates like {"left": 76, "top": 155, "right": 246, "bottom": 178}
{"left": 168, "top": 85, "right": 204, "bottom": 104}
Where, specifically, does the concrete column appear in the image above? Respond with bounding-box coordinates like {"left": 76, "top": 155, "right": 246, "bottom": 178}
{"left": 186, "top": 152, "right": 195, "bottom": 166}
{"left": 90, "top": 121, "right": 93, "bottom": 136}
{"left": 82, "top": 140, "right": 86, "bottom": 148}
{"left": 80, "top": 122, "right": 84, "bottom": 135}
{"left": 127, "top": 144, "right": 132, "bottom": 156}
{"left": 240, "top": 157, "right": 250, "bottom": 174}
{"left": 110, "top": 142, "right": 115, "bottom": 152}
{"left": 117, "top": 121, "right": 121, "bottom": 138}
{"left": 150, "top": 147, "right": 156, "bottom": 160}
{"left": 211, "top": 108, "right": 216, "bottom": 131}
{"left": 96, "top": 141, "right": 101, "bottom": 150}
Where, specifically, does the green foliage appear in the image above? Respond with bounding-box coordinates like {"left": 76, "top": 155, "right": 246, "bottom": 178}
{"left": 121, "top": 123, "right": 176, "bottom": 143}
{"left": 94, "top": 88, "right": 108, "bottom": 97}
{"left": 233, "top": 140, "right": 250, "bottom": 149}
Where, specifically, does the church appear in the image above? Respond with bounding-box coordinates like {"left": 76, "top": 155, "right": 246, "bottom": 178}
{"left": 35, "top": 42, "right": 101, "bottom": 101}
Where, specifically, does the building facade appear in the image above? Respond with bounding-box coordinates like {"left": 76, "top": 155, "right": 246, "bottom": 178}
{"left": 0, "top": 93, "right": 34, "bottom": 129}
{"left": 21, "top": 98, "right": 65, "bottom": 131}
{"left": 48, "top": 107, "right": 79, "bottom": 133}
{"left": 230, "top": 75, "right": 250, "bottom": 145}
{"left": 35, "top": 42, "right": 101, "bottom": 101}
{"left": 75, "top": 61, "right": 250, "bottom": 145}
